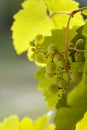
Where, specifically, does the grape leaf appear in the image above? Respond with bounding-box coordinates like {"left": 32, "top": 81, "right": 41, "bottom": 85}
{"left": 75, "top": 111, "right": 87, "bottom": 130}
{"left": 3, "top": 115, "right": 20, "bottom": 130}
{"left": 43, "top": 90, "right": 61, "bottom": 109}
{"left": 82, "top": 22, "right": 87, "bottom": 71}
{"left": 20, "top": 117, "right": 33, "bottom": 130}
{"left": 82, "top": 21, "right": 87, "bottom": 38}
{"left": 44, "top": 0, "right": 84, "bottom": 29}
{"left": 54, "top": 77, "right": 87, "bottom": 130}
{"left": 70, "top": 62, "right": 84, "bottom": 72}
{"left": 82, "top": 9, "right": 87, "bottom": 16}
{"left": 11, "top": 0, "right": 84, "bottom": 55}
{"left": 71, "top": 25, "right": 86, "bottom": 44}
{"left": 56, "top": 94, "right": 69, "bottom": 109}
{"left": 84, "top": 38, "right": 87, "bottom": 72}
{"left": 34, "top": 115, "right": 49, "bottom": 130}
{"left": 11, "top": 0, "right": 51, "bottom": 54}
{"left": 0, "top": 115, "right": 55, "bottom": 130}
{"left": 35, "top": 67, "right": 59, "bottom": 108}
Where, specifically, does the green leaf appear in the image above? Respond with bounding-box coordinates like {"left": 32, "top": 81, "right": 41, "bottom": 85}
{"left": 75, "top": 111, "right": 87, "bottom": 130}
{"left": 35, "top": 67, "right": 58, "bottom": 108}
{"left": 11, "top": 0, "right": 51, "bottom": 54}
{"left": 82, "top": 22, "right": 87, "bottom": 71}
{"left": 34, "top": 67, "right": 53, "bottom": 90}
{"left": 20, "top": 117, "right": 33, "bottom": 130}
{"left": 11, "top": 0, "right": 84, "bottom": 55}
{"left": 82, "top": 9, "right": 87, "bottom": 16}
{"left": 0, "top": 115, "right": 55, "bottom": 130}
{"left": 3, "top": 115, "right": 20, "bottom": 130}
{"left": 84, "top": 38, "right": 87, "bottom": 72}
{"left": 82, "top": 21, "right": 87, "bottom": 38}
{"left": 34, "top": 115, "right": 49, "bottom": 130}
{"left": 43, "top": 90, "right": 61, "bottom": 109}
{"left": 54, "top": 77, "right": 87, "bottom": 130}
{"left": 45, "top": 0, "right": 84, "bottom": 29}
{"left": 70, "top": 62, "right": 84, "bottom": 72}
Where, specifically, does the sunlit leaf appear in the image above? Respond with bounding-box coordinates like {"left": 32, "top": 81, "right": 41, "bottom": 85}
{"left": 20, "top": 117, "right": 33, "bottom": 130}
{"left": 54, "top": 77, "right": 87, "bottom": 130}
{"left": 44, "top": 0, "right": 84, "bottom": 29}
{"left": 11, "top": 0, "right": 84, "bottom": 55}
{"left": 0, "top": 114, "right": 55, "bottom": 130}
{"left": 11, "top": 0, "right": 51, "bottom": 54}
{"left": 82, "top": 9, "right": 87, "bottom": 16}
{"left": 75, "top": 111, "right": 87, "bottom": 130}
{"left": 3, "top": 115, "right": 20, "bottom": 130}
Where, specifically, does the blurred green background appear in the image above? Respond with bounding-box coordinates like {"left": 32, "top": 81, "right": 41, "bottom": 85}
{"left": 0, "top": 0, "right": 87, "bottom": 120}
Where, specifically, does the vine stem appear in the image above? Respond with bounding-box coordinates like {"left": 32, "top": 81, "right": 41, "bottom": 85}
{"left": 49, "top": 6, "right": 87, "bottom": 81}
{"left": 49, "top": 6, "right": 87, "bottom": 64}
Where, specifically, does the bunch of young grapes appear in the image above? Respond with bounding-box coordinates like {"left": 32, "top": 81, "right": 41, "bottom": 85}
{"left": 44, "top": 44, "right": 70, "bottom": 96}
{"left": 29, "top": 35, "right": 47, "bottom": 63}
{"left": 69, "top": 38, "right": 85, "bottom": 84}
{"left": 69, "top": 38, "right": 85, "bottom": 62}
{"left": 30, "top": 35, "right": 85, "bottom": 98}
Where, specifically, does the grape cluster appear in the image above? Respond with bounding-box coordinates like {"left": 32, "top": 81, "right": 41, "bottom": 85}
{"left": 29, "top": 34, "right": 46, "bottom": 63}
{"left": 30, "top": 35, "right": 85, "bottom": 98}
{"left": 69, "top": 38, "right": 85, "bottom": 84}
{"left": 30, "top": 36, "right": 70, "bottom": 96}
{"left": 69, "top": 38, "right": 85, "bottom": 62}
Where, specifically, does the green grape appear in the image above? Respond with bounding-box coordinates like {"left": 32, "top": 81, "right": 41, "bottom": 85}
{"left": 53, "top": 54, "right": 59, "bottom": 61}
{"left": 46, "top": 62, "right": 56, "bottom": 74}
{"left": 35, "top": 34, "right": 44, "bottom": 44}
{"left": 53, "top": 54, "right": 64, "bottom": 62}
{"left": 30, "top": 41, "right": 35, "bottom": 46}
{"left": 45, "top": 72, "right": 55, "bottom": 79}
{"left": 58, "top": 54, "right": 64, "bottom": 61}
{"left": 60, "top": 59, "right": 66, "bottom": 68}
{"left": 75, "top": 39, "right": 85, "bottom": 50}
{"left": 74, "top": 52, "right": 85, "bottom": 62}
{"left": 47, "top": 83, "right": 58, "bottom": 94}
{"left": 48, "top": 44, "right": 58, "bottom": 54}
{"left": 59, "top": 79, "right": 69, "bottom": 89}
{"left": 54, "top": 77, "right": 60, "bottom": 84}
{"left": 35, "top": 52, "right": 46, "bottom": 63}
{"left": 58, "top": 89, "right": 65, "bottom": 97}
{"left": 71, "top": 71, "right": 83, "bottom": 83}
{"left": 31, "top": 48, "right": 36, "bottom": 52}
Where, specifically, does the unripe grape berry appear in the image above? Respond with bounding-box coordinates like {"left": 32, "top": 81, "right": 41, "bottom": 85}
{"left": 53, "top": 54, "right": 64, "bottom": 62}
{"left": 59, "top": 79, "right": 69, "bottom": 89}
{"left": 45, "top": 72, "right": 55, "bottom": 79}
{"left": 60, "top": 59, "right": 66, "bottom": 68}
{"left": 30, "top": 41, "right": 35, "bottom": 46}
{"left": 74, "top": 52, "right": 85, "bottom": 62}
{"left": 46, "top": 62, "right": 56, "bottom": 73}
{"left": 58, "top": 54, "right": 64, "bottom": 61}
{"left": 71, "top": 71, "right": 82, "bottom": 83}
{"left": 58, "top": 89, "right": 65, "bottom": 97}
{"left": 31, "top": 48, "right": 36, "bottom": 52}
{"left": 35, "top": 52, "right": 46, "bottom": 63}
{"left": 75, "top": 39, "right": 85, "bottom": 50}
{"left": 47, "top": 83, "right": 58, "bottom": 94}
{"left": 53, "top": 54, "right": 59, "bottom": 61}
{"left": 54, "top": 77, "right": 60, "bottom": 84}
{"left": 48, "top": 44, "right": 58, "bottom": 54}
{"left": 35, "top": 35, "right": 44, "bottom": 44}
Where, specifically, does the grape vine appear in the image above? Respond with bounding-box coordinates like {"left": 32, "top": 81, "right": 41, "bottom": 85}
{"left": 11, "top": 0, "right": 87, "bottom": 130}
